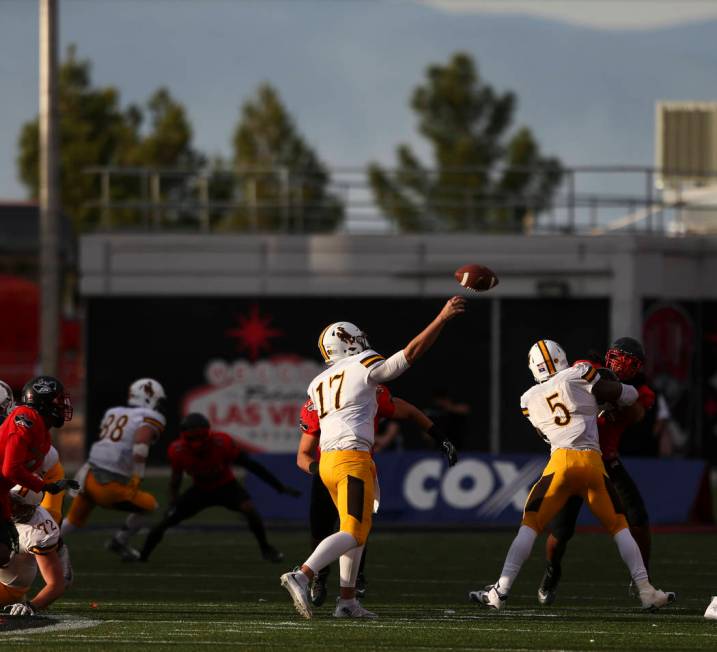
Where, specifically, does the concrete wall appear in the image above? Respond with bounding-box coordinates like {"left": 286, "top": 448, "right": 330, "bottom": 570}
{"left": 79, "top": 232, "right": 717, "bottom": 342}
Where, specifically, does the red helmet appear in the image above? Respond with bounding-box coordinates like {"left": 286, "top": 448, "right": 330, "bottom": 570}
{"left": 180, "top": 412, "right": 210, "bottom": 451}
{"left": 605, "top": 337, "right": 645, "bottom": 381}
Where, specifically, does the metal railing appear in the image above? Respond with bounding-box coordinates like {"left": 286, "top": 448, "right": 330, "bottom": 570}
{"left": 82, "top": 165, "right": 717, "bottom": 235}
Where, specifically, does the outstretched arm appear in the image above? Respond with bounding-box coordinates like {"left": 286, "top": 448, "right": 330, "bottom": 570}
{"left": 369, "top": 297, "right": 466, "bottom": 383}
{"left": 402, "top": 296, "right": 466, "bottom": 365}
{"left": 391, "top": 397, "right": 458, "bottom": 466}
{"left": 30, "top": 551, "right": 65, "bottom": 610}
{"left": 237, "top": 452, "right": 289, "bottom": 493}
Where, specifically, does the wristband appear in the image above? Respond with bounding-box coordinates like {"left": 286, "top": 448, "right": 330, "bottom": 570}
{"left": 308, "top": 461, "right": 319, "bottom": 475}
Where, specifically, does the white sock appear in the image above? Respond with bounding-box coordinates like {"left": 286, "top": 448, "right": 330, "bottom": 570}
{"left": 304, "top": 531, "right": 357, "bottom": 575}
{"left": 60, "top": 521, "right": 77, "bottom": 537}
{"left": 339, "top": 545, "right": 364, "bottom": 588}
{"left": 116, "top": 513, "right": 146, "bottom": 543}
{"left": 613, "top": 528, "right": 650, "bottom": 587}
{"left": 497, "top": 525, "right": 537, "bottom": 593}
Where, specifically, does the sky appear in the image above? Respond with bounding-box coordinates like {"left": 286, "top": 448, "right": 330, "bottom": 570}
{"left": 1, "top": 0, "right": 716, "bottom": 207}
{"left": 421, "top": 0, "right": 717, "bottom": 30}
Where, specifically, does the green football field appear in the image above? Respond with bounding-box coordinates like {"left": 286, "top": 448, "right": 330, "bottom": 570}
{"left": 1, "top": 482, "right": 715, "bottom": 650}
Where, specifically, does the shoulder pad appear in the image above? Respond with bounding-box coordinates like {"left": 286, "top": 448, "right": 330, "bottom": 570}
{"left": 358, "top": 350, "right": 386, "bottom": 369}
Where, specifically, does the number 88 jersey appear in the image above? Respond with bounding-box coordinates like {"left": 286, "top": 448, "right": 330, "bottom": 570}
{"left": 307, "top": 349, "right": 386, "bottom": 453}
{"left": 88, "top": 406, "right": 166, "bottom": 478}
{"left": 520, "top": 362, "right": 602, "bottom": 454}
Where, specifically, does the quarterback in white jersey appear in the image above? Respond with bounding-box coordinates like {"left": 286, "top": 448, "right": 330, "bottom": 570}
{"left": 470, "top": 339, "right": 674, "bottom": 613}
{"left": 62, "top": 378, "right": 166, "bottom": 561}
{"left": 281, "top": 296, "right": 466, "bottom": 619}
{"left": 0, "top": 486, "right": 70, "bottom": 615}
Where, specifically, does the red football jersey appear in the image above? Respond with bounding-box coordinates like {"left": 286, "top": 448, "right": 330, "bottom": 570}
{"left": 0, "top": 406, "right": 51, "bottom": 520}
{"left": 599, "top": 383, "right": 655, "bottom": 460}
{"left": 299, "top": 383, "right": 396, "bottom": 442}
{"left": 168, "top": 431, "right": 238, "bottom": 491}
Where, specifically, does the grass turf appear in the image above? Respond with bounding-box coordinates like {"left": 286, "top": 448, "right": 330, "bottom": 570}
{"left": 1, "top": 480, "right": 715, "bottom": 650}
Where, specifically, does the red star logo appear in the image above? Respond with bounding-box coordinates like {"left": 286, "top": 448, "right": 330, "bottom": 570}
{"left": 225, "top": 305, "right": 283, "bottom": 360}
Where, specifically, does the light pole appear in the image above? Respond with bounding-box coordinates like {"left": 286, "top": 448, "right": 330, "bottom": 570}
{"left": 39, "top": 0, "right": 60, "bottom": 377}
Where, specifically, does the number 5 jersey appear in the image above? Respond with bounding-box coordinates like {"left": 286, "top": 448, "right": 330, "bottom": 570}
{"left": 520, "top": 362, "right": 601, "bottom": 454}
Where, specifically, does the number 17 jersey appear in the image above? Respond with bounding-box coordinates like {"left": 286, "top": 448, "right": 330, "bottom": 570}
{"left": 520, "top": 362, "right": 601, "bottom": 454}
{"left": 88, "top": 406, "right": 166, "bottom": 478}
{"left": 307, "top": 349, "right": 386, "bottom": 452}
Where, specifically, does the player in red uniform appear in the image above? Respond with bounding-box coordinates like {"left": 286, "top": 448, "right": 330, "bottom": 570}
{"left": 537, "top": 338, "right": 656, "bottom": 605}
{"left": 0, "top": 376, "right": 75, "bottom": 566}
{"left": 298, "top": 384, "right": 457, "bottom": 607}
{"left": 138, "top": 413, "right": 301, "bottom": 562}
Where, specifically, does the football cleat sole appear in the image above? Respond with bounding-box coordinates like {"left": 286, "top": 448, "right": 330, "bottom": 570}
{"left": 280, "top": 572, "right": 313, "bottom": 620}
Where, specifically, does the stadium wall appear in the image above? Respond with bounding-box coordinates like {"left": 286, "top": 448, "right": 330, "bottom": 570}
{"left": 79, "top": 233, "right": 717, "bottom": 458}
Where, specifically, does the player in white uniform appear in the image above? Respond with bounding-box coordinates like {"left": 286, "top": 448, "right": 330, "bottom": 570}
{"left": 0, "top": 485, "right": 70, "bottom": 615}
{"left": 469, "top": 339, "right": 675, "bottom": 612}
{"left": 280, "top": 296, "right": 466, "bottom": 619}
{"left": 61, "top": 379, "right": 166, "bottom": 560}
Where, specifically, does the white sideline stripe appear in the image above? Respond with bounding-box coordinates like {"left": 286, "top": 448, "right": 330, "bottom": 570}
{"left": 0, "top": 614, "right": 103, "bottom": 637}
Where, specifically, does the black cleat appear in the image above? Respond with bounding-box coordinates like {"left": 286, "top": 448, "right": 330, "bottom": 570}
{"left": 310, "top": 575, "right": 328, "bottom": 607}
{"left": 537, "top": 562, "right": 561, "bottom": 605}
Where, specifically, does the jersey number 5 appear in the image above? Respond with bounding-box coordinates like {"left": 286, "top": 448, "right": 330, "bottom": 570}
{"left": 545, "top": 393, "right": 571, "bottom": 426}
{"left": 316, "top": 372, "right": 346, "bottom": 418}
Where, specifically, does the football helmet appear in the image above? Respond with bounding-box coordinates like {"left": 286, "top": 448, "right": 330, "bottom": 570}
{"left": 128, "top": 378, "right": 166, "bottom": 411}
{"left": 0, "top": 380, "right": 14, "bottom": 421}
{"left": 318, "top": 322, "right": 370, "bottom": 365}
{"left": 179, "top": 412, "right": 211, "bottom": 451}
{"left": 20, "top": 376, "right": 73, "bottom": 427}
{"left": 528, "top": 340, "right": 569, "bottom": 383}
{"left": 605, "top": 337, "right": 645, "bottom": 381}
{"left": 10, "top": 483, "right": 43, "bottom": 523}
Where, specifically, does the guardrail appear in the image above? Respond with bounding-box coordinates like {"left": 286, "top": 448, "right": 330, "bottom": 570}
{"left": 82, "top": 165, "right": 717, "bottom": 235}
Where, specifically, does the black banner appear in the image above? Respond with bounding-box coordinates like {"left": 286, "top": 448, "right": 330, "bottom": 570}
{"left": 86, "top": 296, "right": 609, "bottom": 460}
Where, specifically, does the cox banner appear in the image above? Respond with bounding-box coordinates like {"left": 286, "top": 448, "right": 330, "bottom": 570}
{"left": 244, "top": 452, "right": 707, "bottom": 526}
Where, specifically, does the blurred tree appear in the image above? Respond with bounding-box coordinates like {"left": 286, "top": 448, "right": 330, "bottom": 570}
{"left": 229, "top": 84, "right": 343, "bottom": 232}
{"left": 368, "top": 52, "right": 562, "bottom": 232}
{"left": 17, "top": 46, "right": 201, "bottom": 231}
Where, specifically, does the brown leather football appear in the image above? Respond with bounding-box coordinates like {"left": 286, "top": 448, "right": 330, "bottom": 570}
{"left": 454, "top": 264, "right": 499, "bottom": 292}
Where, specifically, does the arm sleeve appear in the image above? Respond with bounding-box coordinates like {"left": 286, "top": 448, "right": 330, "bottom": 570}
{"left": 236, "top": 452, "right": 285, "bottom": 492}
{"left": 2, "top": 434, "right": 45, "bottom": 493}
{"left": 367, "top": 350, "right": 410, "bottom": 384}
{"left": 574, "top": 362, "right": 600, "bottom": 393}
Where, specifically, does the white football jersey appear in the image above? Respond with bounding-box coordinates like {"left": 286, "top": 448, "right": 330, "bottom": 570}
{"left": 307, "top": 349, "right": 386, "bottom": 452}
{"left": 88, "top": 406, "right": 165, "bottom": 478}
{"left": 520, "top": 362, "right": 601, "bottom": 454}
{"left": 0, "top": 506, "right": 59, "bottom": 589}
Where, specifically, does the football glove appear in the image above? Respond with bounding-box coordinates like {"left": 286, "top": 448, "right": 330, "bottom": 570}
{"left": 281, "top": 485, "right": 302, "bottom": 498}
{"left": 441, "top": 440, "right": 458, "bottom": 467}
{"left": 4, "top": 601, "right": 36, "bottom": 616}
{"left": 42, "top": 479, "right": 80, "bottom": 495}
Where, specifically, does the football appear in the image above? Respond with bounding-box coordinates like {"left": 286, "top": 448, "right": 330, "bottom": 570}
{"left": 454, "top": 263, "right": 499, "bottom": 292}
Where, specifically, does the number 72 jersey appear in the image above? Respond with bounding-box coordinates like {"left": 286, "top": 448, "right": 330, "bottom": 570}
{"left": 307, "top": 349, "right": 386, "bottom": 452}
{"left": 88, "top": 406, "right": 166, "bottom": 478}
{"left": 520, "top": 362, "right": 602, "bottom": 454}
